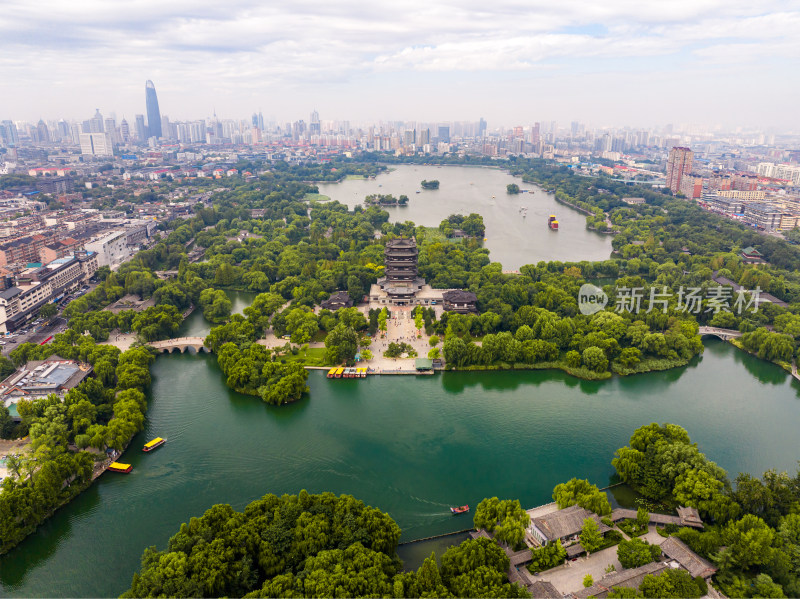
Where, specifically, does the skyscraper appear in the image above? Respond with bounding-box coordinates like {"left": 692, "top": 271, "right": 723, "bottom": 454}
{"left": 531, "top": 122, "right": 540, "bottom": 144}
{"left": 134, "top": 114, "right": 147, "bottom": 142}
{"left": 161, "top": 115, "right": 172, "bottom": 140}
{"left": 666, "top": 147, "right": 694, "bottom": 194}
{"left": 83, "top": 109, "right": 104, "bottom": 133}
{"left": 1, "top": 121, "right": 19, "bottom": 146}
{"left": 57, "top": 120, "right": 71, "bottom": 140}
{"left": 310, "top": 110, "right": 321, "bottom": 136}
{"left": 104, "top": 117, "right": 117, "bottom": 143}
{"left": 145, "top": 80, "right": 162, "bottom": 139}
{"left": 418, "top": 128, "right": 430, "bottom": 146}
{"left": 35, "top": 119, "right": 51, "bottom": 143}
{"left": 120, "top": 118, "right": 130, "bottom": 143}
{"left": 437, "top": 125, "right": 450, "bottom": 143}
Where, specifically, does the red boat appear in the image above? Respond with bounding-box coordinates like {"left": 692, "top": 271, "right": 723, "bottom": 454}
{"left": 450, "top": 505, "right": 469, "bottom": 515}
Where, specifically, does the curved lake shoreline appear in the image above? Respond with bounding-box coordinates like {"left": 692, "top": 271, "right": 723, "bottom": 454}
{"left": 316, "top": 164, "right": 613, "bottom": 270}
{"left": 1, "top": 338, "right": 799, "bottom": 597}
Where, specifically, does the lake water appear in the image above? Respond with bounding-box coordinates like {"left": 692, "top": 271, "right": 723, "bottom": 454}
{"left": 177, "top": 289, "right": 257, "bottom": 337}
{"left": 317, "top": 165, "right": 613, "bottom": 270}
{"left": 2, "top": 339, "right": 799, "bottom": 597}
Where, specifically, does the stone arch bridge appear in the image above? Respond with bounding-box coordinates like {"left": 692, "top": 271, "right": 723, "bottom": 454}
{"left": 697, "top": 326, "right": 742, "bottom": 340}
{"left": 149, "top": 337, "right": 211, "bottom": 354}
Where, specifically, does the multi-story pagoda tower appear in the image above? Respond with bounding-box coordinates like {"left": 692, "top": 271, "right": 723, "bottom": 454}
{"left": 377, "top": 237, "right": 426, "bottom": 304}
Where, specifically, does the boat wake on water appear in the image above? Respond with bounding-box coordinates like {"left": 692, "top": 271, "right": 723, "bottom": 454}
{"left": 403, "top": 492, "right": 451, "bottom": 508}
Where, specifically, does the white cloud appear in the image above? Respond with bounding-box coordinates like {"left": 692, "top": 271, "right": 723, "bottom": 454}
{"left": 0, "top": 0, "right": 797, "bottom": 126}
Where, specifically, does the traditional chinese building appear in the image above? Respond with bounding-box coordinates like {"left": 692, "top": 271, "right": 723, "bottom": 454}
{"left": 376, "top": 237, "right": 427, "bottom": 305}
{"left": 369, "top": 238, "right": 480, "bottom": 310}
{"left": 320, "top": 291, "right": 353, "bottom": 311}
{"left": 740, "top": 246, "right": 765, "bottom": 264}
{"left": 442, "top": 289, "right": 478, "bottom": 313}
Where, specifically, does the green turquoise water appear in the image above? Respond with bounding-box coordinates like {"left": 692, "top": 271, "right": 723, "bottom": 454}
{"left": 1, "top": 339, "right": 799, "bottom": 596}
{"left": 177, "top": 289, "right": 257, "bottom": 337}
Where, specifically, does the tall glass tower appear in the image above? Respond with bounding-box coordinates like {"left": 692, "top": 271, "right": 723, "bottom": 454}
{"left": 145, "top": 80, "right": 162, "bottom": 139}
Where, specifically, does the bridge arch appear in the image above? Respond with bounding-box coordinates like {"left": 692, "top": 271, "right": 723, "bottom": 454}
{"left": 697, "top": 326, "right": 742, "bottom": 340}
{"left": 149, "top": 337, "right": 213, "bottom": 354}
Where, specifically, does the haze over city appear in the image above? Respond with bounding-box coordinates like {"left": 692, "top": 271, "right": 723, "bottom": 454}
{"left": 3, "top": 0, "right": 799, "bottom": 129}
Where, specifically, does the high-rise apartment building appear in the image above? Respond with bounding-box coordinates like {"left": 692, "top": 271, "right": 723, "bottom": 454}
{"left": 119, "top": 118, "right": 130, "bottom": 143}
{"left": 161, "top": 115, "right": 172, "bottom": 140}
{"left": 756, "top": 162, "right": 800, "bottom": 185}
{"left": 437, "top": 125, "right": 450, "bottom": 143}
{"left": 134, "top": 115, "right": 147, "bottom": 141}
{"left": 666, "top": 147, "right": 693, "bottom": 194}
{"left": 418, "top": 128, "right": 430, "bottom": 146}
{"left": 145, "top": 80, "right": 162, "bottom": 138}
{"left": 310, "top": 110, "right": 321, "bottom": 136}
{"left": 679, "top": 173, "right": 703, "bottom": 199}
{"left": 0, "top": 121, "right": 19, "bottom": 146}
{"left": 79, "top": 132, "right": 113, "bottom": 157}
{"left": 531, "top": 122, "right": 540, "bottom": 145}
{"left": 57, "top": 120, "right": 71, "bottom": 140}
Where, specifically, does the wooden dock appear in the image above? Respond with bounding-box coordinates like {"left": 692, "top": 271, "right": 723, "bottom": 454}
{"left": 398, "top": 528, "right": 473, "bottom": 546}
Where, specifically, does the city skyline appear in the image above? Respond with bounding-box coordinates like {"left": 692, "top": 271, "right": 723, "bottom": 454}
{"left": 2, "top": 0, "right": 799, "bottom": 129}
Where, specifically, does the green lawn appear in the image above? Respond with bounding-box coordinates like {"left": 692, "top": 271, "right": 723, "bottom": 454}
{"left": 419, "top": 226, "right": 464, "bottom": 244}
{"left": 304, "top": 193, "right": 332, "bottom": 202}
{"left": 279, "top": 347, "right": 328, "bottom": 366}
{"left": 344, "top": 174, "right": 367, "bottom": 180}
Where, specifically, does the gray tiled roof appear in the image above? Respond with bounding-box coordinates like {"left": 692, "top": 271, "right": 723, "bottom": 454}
{"left": 573, "top": 562, "right": 668, "bottom": 599}
{"left": 531, "top": 505, "right": 611, "bottom": 542}
{"left": 530, "top": 580, "right": 562, "bottom": 598}
{"left": 659, "top": 536, "right": 717, "bottom": 579}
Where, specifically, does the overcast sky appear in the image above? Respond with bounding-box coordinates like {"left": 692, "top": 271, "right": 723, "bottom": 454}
{"left": 2, "top": 0, "right": 799, "bottom": 130}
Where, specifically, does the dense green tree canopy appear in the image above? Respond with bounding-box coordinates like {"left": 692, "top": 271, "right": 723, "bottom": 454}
{"left": 552, "top": 478, "right": 611, "bottom": 516}
{"left": 616, "top": 538, "right": 661, "bottom": 569}
{"left": 473, "top": 497, "right": 530, "bottom": 551}
{"left": 122, "top": 491, "right": 527, "bottom": 598}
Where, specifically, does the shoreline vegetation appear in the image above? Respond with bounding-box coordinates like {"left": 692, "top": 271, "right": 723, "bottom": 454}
{"left": 119, "top": 423, "right": 800, "bottom": 598}
{"left": 444, "top": 355, "right": 694, "bottom": 380}
{"left": 4, "top": 153, "right": 800, "bottom": 556}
